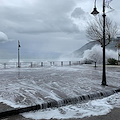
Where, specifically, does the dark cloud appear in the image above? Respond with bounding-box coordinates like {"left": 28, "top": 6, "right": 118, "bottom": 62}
{"left": 0, "top": 0, "right": 79, "bottom": 34}
{"left": 71, "top": 7, "right": 85, "bottom": 18}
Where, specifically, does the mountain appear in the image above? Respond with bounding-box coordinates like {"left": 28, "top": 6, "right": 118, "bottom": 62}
{"left": 71, "top": 39, "right": 120, "bottom": 58}
{"left": 73, "top": 41, "right": 100, "bottom": 57}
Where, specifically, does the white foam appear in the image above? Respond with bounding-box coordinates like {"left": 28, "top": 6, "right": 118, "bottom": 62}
{"left": 0, "top": 97, "right": 26, "bottom": 108}
{"left": 22, "top": 93, "right": 120, "bottom": 119}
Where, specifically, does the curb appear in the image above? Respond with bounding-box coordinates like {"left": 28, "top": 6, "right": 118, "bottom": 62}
{"left": 0, "top": 88, "right": 120, "bottom": 118}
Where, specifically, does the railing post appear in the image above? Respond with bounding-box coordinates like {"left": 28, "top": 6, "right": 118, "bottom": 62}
{"left": 16, "top": 62, "right": 17, "bottom": 68}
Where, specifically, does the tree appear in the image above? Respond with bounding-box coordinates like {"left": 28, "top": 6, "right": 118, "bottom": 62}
{"left": 86, "top": 15, "right": 118, "bottom": 47}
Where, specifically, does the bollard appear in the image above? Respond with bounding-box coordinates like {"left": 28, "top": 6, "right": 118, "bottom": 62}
{"left": 31, "top": 62, "right": 33, "bottom": 68}
{"left": 4, "top": 63, "right": 6, "bottom": 69}
{"left": 50, "top": 62, "right": 52, "bottom": 66}
{"left": 69, "top": 61, "right": 71, "bottom": 66}
{"left": 61, "top": 61, "right": 63, "bottom": 66}
{"left": 41, "top": 62, "right": 43, "bottom": 67}
{"left": 95, "top": 62, "right": 96, "bottom": 67}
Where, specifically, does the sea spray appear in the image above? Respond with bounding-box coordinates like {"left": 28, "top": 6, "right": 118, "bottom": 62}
{"left": 58, "top": 45, "right": 117, "bottom": 64}
{"left": 80, "top": 45, "right": 117, "bottom": 64}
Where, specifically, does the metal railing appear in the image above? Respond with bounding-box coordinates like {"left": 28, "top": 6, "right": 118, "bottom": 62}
{"left": 0, "top": 61, "right": 82, "bottom": 69}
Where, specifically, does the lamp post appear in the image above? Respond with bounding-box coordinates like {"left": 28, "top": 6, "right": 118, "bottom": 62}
{"left": 18, "top": 40, "right": 20, "bottom": 68}
{"left": 91, "top": 0, "right": 107, "bottom": 86}
{"left": 117, "top": 37, "right": 120, "bottom": 62}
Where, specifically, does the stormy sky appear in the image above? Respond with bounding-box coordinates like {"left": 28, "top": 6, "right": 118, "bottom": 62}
{"left": 0, "top": 0, "right": 119, "bottom": 60}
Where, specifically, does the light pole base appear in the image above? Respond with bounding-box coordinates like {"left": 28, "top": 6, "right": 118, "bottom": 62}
{"left": 101, "top": 82, "right": 108, "bottom": 86}
{"left": 18, "top": 66, "right": 21, "bottom": 68}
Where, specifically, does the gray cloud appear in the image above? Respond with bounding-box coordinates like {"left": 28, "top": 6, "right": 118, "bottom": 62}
{"left": 0, "top": 32, "right": 8, "bottom": 43}
{"left": 0, "top": 0, "right": 119, "bottom": 59}
{"left": 0, "top": 0, "right": 79, "bottom": 34}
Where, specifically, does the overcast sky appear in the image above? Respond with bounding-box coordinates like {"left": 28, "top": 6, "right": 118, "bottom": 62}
{"left": 0, "top": 0, "right": 120, "bottom": 60}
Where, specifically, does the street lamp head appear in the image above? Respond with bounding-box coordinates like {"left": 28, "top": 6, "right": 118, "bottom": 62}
{"left": 91, "top": 7, "right": 99, "bottom": 16}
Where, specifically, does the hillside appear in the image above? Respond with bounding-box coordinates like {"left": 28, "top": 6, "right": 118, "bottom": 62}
{"left": 72, "top": 39, "right": 119, "bottom": 58}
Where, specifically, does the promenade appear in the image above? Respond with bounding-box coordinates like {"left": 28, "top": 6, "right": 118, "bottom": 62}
{"left": 0, "top": 65, "right": 119, "bottom": 119}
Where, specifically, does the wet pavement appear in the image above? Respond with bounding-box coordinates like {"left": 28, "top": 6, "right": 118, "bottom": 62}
{"left": 1, "top": 103, "right": 120, "bottom": 120}
{"left": 0, "top": 65, "right": 120, "bottom": 119}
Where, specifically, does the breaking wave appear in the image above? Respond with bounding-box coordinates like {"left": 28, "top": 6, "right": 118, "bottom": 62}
{"left": 81, "top": 45, "right": 117, "bottom": 64}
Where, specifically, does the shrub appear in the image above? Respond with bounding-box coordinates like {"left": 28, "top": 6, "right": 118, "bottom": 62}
{"left": 107, "top": 58, "right": 118, "bottom": 65}
{"left": 84, "top": 59, "right": 92, "bottom": 64}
